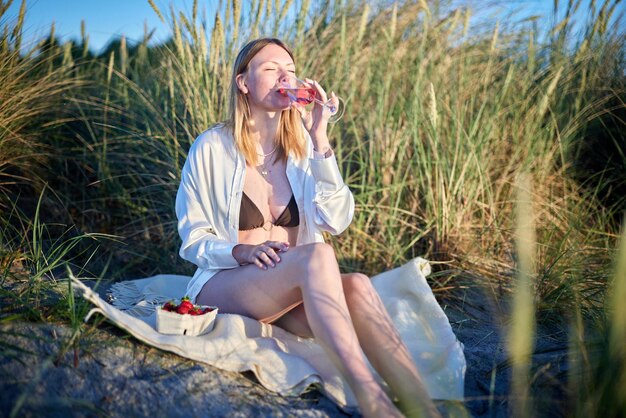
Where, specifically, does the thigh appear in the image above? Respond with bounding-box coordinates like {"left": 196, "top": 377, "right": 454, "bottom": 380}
{"left": 195, "top": 243, "right": 316, "bottom": 321}
{"left": 270, "top": 303, "right": 312, "bottom": 338}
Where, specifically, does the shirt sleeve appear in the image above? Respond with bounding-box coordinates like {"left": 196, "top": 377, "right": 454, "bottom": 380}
{"left": 308, "top": 151, "right": 355, "bottom": 235}
{"left": 175, "top": 142, "right": 240, "bottom": 270}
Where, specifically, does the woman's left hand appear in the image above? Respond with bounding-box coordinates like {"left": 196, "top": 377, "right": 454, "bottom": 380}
{"left": 291, "top": 79, "right": 338, "bottom": 140}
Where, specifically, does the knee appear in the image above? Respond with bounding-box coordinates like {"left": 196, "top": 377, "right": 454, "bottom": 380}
{"left": 311, "top": 242, "right": 336, "bottom": 258}
{"left": 298, "top": 242, "right": 336, "bottom": 266}
{"left": 342, "top": 273, "right": 373, "bottom": 300}
{"left": 293, "top": 243, "right": 338, "bottom": 286}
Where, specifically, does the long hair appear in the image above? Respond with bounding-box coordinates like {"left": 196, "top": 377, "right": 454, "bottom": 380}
{"left": 226, "top": 38, "right": 306, "bottom": 165}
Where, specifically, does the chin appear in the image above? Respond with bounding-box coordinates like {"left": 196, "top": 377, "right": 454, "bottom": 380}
{"left": 272, "top": 102, "right": 292, "bottom": 112}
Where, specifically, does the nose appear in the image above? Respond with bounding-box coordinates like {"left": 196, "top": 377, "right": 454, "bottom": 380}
{"left": 278, "top": 71, "right": 291, "bottom": 86}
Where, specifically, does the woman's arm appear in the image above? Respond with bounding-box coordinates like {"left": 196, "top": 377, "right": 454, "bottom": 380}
{"left": 175, "top": 141, "right": 240, "bottom": 270}
{"left": 307, "top": 142, "right": 355, "bottom": 235}
{"left": 293, "top": 79, "right": 354, "bottom": 235}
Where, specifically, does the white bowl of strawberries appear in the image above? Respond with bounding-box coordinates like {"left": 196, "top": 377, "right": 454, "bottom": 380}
{"left": 156, "top": 296, "right": 218, "bottom": 336}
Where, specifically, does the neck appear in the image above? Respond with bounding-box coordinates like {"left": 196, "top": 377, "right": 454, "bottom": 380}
{"left": 248, "top": 107, "right": 281, "bottom": 152}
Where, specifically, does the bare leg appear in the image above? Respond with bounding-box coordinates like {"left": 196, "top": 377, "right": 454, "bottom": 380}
{"left": 196, "top": 243, "right": 401, "bottom": 418}
{"left": 273, "top": 273, "right": 441, "bottom": 418}
{"left": 342, "top": 273, "right": 441, "bottom": 418}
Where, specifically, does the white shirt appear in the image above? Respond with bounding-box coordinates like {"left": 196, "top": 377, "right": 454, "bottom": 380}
{"left": 175, "top": 124, "right": 355, "bottom": 301}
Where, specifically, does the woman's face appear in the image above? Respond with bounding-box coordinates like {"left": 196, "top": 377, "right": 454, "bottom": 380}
{"left": 237, "top": 43, "right": 295, "bottom": 113}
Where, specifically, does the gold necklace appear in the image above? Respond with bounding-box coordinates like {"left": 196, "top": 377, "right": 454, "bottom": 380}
{"left": 257, "top": 145, "right": 278, "bottom": 157}
{"left": 257, "top": 145, "right": 277, "bottom": 177}
{"left": 258, "top": 155, "right": 275, "bottom": 177}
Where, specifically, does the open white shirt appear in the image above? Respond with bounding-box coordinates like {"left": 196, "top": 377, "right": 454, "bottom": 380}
{"left": 175, "top": 124, "right": 355, "bottom": 302}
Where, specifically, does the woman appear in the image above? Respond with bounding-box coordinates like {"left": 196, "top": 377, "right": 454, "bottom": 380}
{"left": 175, "top": 38, "right": 440, "bottom": 418}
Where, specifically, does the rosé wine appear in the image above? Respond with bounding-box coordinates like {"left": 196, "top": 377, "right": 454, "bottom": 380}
{"left": 278, "top": 87, "right": 317, "bottom": 105}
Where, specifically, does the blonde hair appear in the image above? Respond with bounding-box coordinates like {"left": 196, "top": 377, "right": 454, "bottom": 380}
{"left": 226, "top": 38, "right": 306, "bottom": 165}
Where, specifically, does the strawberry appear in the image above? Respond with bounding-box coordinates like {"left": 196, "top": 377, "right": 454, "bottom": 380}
{"left": 177, "top": 305, "right": 191, "bottom": 315}
{"left": 162, "top": 301, "right": 176, "bottom": 312}
{"left": 180, "top": 300, "right": 193, "bottom": 309}
{"left": 162, "top": 296, "right": 215, "bottom": 316}
{"left": 175, "top": 297, "right": 192, "bottom": 314}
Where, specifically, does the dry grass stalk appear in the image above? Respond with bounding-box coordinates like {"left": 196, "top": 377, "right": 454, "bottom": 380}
{"left": 10, "top": 0, "right": 25, "bottom": 52}
{"left": 231, "top": 0, "right": 241, "bottom": 49}
{"left": 62, "top": 42, "right": 73, "bottom": 68}
{"left": 462, "top": 8, "right": 471, "bottom": 38}
{"left": 425, "top": 81, "right": 438, "bottom": 129}
{"left": 489, "top": 21, "right": 499, "bottom": 54}
{"left": 389, "top": 2, "right": 397, "bottom": 41}
{"left": 509, "top": 173, "right": 536, "bottom": 418}
{"left": 106, "top": 51, "right": 114, "bottom": 85}
{"left": 120, "top": 35, "right": 127, "bottom": 75}
{"left": 147, "top": 0, "right": 166, "bottom": 24}
{"left": 278, "top": 0, "right": 293, "bottom": 26}
{"left": 80, "top": 20, "right": 89, "bottom": 58}
{"left": 417, "top": 0, "right": 430, "bottom": 18}
{"left": 536, "top": 66, "right": 563, "bottom": 120}
{"left": 356, "top": 3, "right": 369, "bottom": 45}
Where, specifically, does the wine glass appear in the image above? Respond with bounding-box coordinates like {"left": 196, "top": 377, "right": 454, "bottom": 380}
{"left": 274, "top": 75, "right": 345, "bottom": 123}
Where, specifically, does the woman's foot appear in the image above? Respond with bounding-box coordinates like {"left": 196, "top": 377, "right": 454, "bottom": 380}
{"left": 356, "top": 386, "right": 404, "bottom": 418}
{"left": 396, "top": 398, "right": 442, "bottom": 418}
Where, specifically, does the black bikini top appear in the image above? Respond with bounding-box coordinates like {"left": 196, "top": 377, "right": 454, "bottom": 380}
{"left": 239, "top": 192, "right": 299, "bottom": 230}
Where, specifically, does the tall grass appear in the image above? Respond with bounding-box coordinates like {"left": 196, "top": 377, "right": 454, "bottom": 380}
{"left": 2, "top": 0, "right": 621, "bottom": 313}
{"left": 0, "top": 186, "right": 112, "bottom": 321}
{"left": 506, "top": 174, "right": 626, "bottom": 417}
{"left": 0, "top": 0, "right": 78, "bottom": 203}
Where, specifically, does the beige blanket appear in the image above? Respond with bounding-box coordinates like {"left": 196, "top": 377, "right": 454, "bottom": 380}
{"left": 73, "top": 257, "right": 465, "bottom": 411}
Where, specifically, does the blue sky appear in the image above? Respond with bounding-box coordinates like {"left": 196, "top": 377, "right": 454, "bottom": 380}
{"left": 4, "top": 0, "right": 623, "bottom": 53}
{"left": 4, "top": 0, "right": 201, "bottom": 52}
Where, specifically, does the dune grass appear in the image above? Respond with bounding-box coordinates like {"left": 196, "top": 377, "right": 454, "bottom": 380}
{"left": 1, "top": 0, "right": 625, "bottom": 416}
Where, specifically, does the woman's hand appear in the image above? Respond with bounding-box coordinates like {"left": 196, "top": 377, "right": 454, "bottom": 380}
{"left": 291, "top": 79, "right": 337, "bottom": 151}
{"left": 232, "top": 241, "right": 289, "bottom": 270}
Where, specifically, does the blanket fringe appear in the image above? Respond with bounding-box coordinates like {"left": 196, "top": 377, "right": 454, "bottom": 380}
{"left": 107, "top": 281, "right": 171, "bottom": 318}
{"left": 84, "top": 307, "right": 104, "bottom": 323}
{"left": 107, "top": 281, "right": 141, "bottom": 309}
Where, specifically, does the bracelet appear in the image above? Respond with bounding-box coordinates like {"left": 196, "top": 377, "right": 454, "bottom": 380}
{"left": 313, "top": 147, "right": 332, "bottom": 159}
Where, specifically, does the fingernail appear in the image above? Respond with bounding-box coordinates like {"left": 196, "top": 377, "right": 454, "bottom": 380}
{"left": 277, "top": 257, "right": 281, "bottom": 262}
